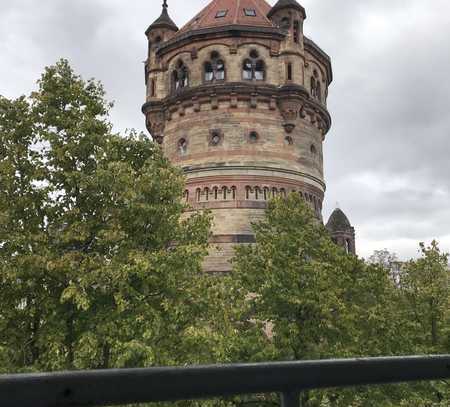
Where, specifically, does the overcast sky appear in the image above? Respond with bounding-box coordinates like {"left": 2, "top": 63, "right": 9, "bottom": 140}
{"left": 1, "top": 0, "right": 450, "bottom": 260}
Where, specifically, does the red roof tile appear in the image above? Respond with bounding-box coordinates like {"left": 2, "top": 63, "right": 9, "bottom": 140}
{"left": 176, "top": 0, "right": 274, "bottom": 37}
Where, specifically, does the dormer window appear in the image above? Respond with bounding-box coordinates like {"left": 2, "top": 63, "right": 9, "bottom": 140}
{"left": 244, "top": 9, "right": 256, "bottom": 17}
{"left": 216, "top": 10, "right": 228, "bottom": 18}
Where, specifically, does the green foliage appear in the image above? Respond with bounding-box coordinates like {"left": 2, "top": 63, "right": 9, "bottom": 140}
{"left": 230, "top": 194, "right": 449, "bottom": 406}
{"left": 1, "top": 60, "right": 448, "bottom": 407}
{"left": 0, "top": 59, "right": 213, "bottom": 373}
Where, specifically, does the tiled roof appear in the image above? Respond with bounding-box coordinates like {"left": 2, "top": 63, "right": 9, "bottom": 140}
{"left": 175, "top": 0, "right": 274, "bottom": 37}
{"left": 326, "top": 208, "right": 353, "bottom": 232}
{"left": 146, "top": 2, "right": 178, "bottom": 34}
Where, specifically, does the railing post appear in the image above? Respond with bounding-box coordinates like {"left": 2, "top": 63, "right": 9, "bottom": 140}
{"left": 281, "top": 391, "right": 301, "bottom": 407}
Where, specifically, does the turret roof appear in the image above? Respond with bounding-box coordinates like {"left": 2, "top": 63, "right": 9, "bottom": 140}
{"left": 326, "top": 208, "right": 353, "bottom": 232}
{"left": 175, "top": 0, "right": 274, "bottom": 37}
{"left": 146, "top": 1, "right": 178, "bottom": 34}
{"left": 267, "top": 0, "right": 306, "bottom": 18}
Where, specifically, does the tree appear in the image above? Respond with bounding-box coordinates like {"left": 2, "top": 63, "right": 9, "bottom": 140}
{"left": 0, "top": 60, "right": 212, "bottom": 373}
{"left": 230, "top": 194, "right": 444, "bottom": 406}
{"left": 400, "top": 241, "right": 449, "bottom": 351}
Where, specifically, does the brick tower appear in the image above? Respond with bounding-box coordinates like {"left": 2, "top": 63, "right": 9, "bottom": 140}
{"left": 143, "top": 0, "right": 333, "bottom": 272}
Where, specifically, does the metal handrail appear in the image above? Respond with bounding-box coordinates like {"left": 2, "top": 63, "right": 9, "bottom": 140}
{"left": 0, "top": 355, "right": 449, "bottom": 407}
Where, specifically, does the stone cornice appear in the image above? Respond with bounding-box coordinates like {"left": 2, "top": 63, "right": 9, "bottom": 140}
{"left": 156, "top": 25, "right": 285, "bottom": 57}
{"left": 182, "top": 165, "right": 327, "bottom": 190}
{"left": 142, "top": 82, "right": 331, "bottom": 135}
{"left": 304, "top": 36, "right": 333, "bottom": 84}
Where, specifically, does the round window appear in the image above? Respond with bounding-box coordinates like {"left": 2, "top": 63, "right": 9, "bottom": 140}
{"left": 249, "top": 49, "right": 259, "bottom": 59}
{"left": 249, "top": 131, "right": 259, "bottom": 143}
{"left": 211, "top": 132, "right": 221, "bottom": 146}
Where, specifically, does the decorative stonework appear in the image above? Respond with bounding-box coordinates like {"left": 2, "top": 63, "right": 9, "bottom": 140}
{"left": 144, "top": 0, "right": 336, "bottom": 271}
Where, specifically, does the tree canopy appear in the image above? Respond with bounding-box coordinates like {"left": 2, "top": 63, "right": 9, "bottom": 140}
{"left": 0, "top": 60, "right": 212, "bottom": 373}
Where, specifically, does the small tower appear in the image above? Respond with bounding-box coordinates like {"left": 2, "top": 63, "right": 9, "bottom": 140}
{"left": 144, "top": 1, "right": 178, "bottom": 125}
{"left": 326, "top": 208, "right": 356, "bottom": 255}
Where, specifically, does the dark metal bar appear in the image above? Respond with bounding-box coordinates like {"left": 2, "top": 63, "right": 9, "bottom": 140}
{"left": 0, "top": 355, "right": 449, "bottom": 407}
{"left": 281, "top": 391, "right": 301, "bottom": 407}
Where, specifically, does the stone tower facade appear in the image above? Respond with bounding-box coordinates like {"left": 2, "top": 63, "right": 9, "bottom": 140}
{"left": 326, "top": 208, "right": 356, "bottom": 255}
{"left": 143, "top": 0, "right": 333, "bottom": 271}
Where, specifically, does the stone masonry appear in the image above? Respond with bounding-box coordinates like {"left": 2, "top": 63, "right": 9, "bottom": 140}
{"left": 142, "top": 0, "right": 353, "bottom": 271}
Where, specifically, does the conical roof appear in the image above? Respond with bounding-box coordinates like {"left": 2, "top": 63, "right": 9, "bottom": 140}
{"left": 268, "top": 0, "right": 306, "bottom": 18}
{"left": 146, "top": 1, "right": 178, "bottom": 34}
{"left": 326, "top": 208, "right": 352, "bottom": 232}
{"left": 175, "top": 0, "right": 274, "bottom": 37}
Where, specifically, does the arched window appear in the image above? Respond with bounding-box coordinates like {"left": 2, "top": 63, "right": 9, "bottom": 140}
{"left": 311, "top": 76, "right": 317, "bottom": 98}
{"left": 345, "top": 239, "right": 351, "bottom": 254}
{"left": 172, "top": 60, "right": 189, "bottom": 93}
{"left": 242, "top": 50, "right": 265, "bottom": 81}
{"left": 204, "top": 52, "right": 226, "bottom": 82}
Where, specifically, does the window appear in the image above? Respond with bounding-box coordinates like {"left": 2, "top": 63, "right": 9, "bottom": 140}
{"left": 243, "top": 60, "right": 253, "bottom": 80}
{"left": 172, "top": 60, "right": 189, "bottom": 93}
{"left": 204, "top": 52, "right": 226, "bottom": 82}
{"left": 293, "top": 21, "right": 300, "bottom": 43}
{"left": 287, "top": 63, "right": 293, "bottom": 81}
{"left": 280, "top": 17, "right": 290, "bottom": 30}
{"left": 345, "top": 239, "right": 351, "bottom": 254}
{"left": 150, "top": 78, "right": 156, "bottom": 97}
{"left": 255, "top": 60, "right": 265, "bottom": 80}
{"left": 311, "top": 76, "right": 317, "bottom": 98}
{"left": 310, "top": 144, "right": 317, "bottom": 155}
{"left": 216, "top": 10, "right": 228, "bottom": 18}
{"left": 178, "top": 138, "right": 188, "bottom": 154}
{"left": 242, "top": 50, "right": 265, "bottom": 81}
{"left": 248, "top": 131, "right": 259, "bottom": 143}
{"left": 209, "top": 130, "right": 222, "bottom": 146}
{"left": 244, "top": 8, "right": 256, "bottom": 17}
{"left": 311, "top": 70, "right": 322, "bottom": 101}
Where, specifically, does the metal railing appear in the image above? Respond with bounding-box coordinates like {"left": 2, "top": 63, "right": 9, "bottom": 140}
{"left": 0, "top": 355, "right": 449, "bottom": 407}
